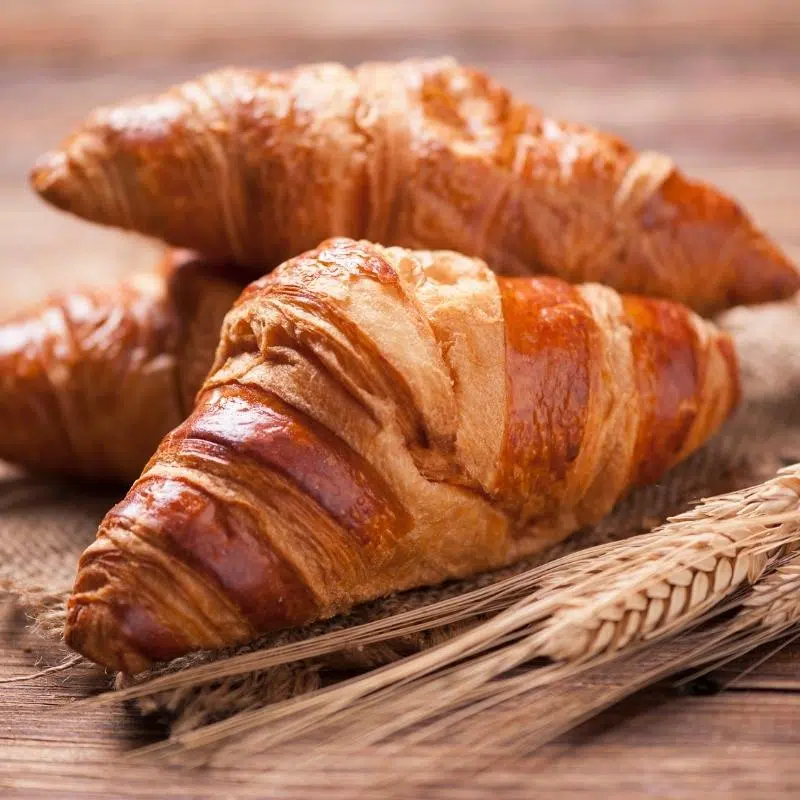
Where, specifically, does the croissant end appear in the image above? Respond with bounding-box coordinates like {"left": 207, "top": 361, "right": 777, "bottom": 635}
{"left": 30, "top": 151, "right": 71, "bottom": 212}
{"left": 0, "top": 279, "right": 181, "bottom": 482}
{"left": 631, "top": 169, "right": 800, "bottom": 312}
{"left": 66, "top": 599, "right": 153, "bottom": 675}
{"left": 727, "top": 234, "right": 800, "bottom": 309}
{"left": 30, "top": 140, "right": 111, "bottom": 226}
{"left": 0, "top": 254, "right": 241, "bottom": 482}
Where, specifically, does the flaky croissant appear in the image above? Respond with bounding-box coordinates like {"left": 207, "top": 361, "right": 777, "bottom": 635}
{"left": 65, "top": 238, "right": 740, "bottom": 672}
{"left": 31, "top": 58, "right": 798, "bottom": 315}
{"left": 0, "top": 251, "right": 241, "bottom": 483}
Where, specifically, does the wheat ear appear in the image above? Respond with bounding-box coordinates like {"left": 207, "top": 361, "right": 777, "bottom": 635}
{"left": 129, "top": 465, "right": 800, "bottom": 764}
{"left": 738, "top": 555, "right": 800, "bottom": 628}
{"left": 418, "top": 547, "right": 800, "bottom": 757}
{"left": 193, "top": 548, "right": 800, "bottom": 777}
{"left": 674, "top": 550, "right": 800, "bottom": 685}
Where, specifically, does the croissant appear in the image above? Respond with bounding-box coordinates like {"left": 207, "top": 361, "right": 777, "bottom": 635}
{"left": 0, "top": 251, "right": 241, "bottom": 483}
{"left": 65, "top": 238, "right": 740, "bottom": 671}
{"left": 31, "top": 58, "right": 798, "bottom": 315}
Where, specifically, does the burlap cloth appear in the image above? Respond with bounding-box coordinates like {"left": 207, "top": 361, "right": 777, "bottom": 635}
{"left": 1, "top": 296, "right": 799, "bottom": 731}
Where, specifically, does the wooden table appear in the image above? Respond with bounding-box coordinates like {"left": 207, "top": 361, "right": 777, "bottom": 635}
{"left": 4, "top": 604, "right": 800, "bottom": 798}
{"left": 1, "top": 2, "right": 799, "bottom": 796}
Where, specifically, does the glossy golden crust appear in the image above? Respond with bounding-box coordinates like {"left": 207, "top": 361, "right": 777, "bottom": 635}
{"left": 0, "top": 251, "right": 241, "bottom": 482}
{"left": 496, "top": 277, "right": 597, "bottom": 520}
{"left": 65, "top": 239, "right": 740, "bottom": 672}
{"left": 31, "top": 58, "right": 799, "bottom": 314}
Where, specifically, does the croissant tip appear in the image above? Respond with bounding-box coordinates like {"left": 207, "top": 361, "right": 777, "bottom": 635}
{"left": 30, "top": 150, "right": 71, "bottom": 209}
{"left": 779, "top": 261, "right": 800, "bottom": 299}
{"left": 65, "top": 600, "right": 152, "bottom": 675}
{"left": 734, "top": 243, "right": 800, "bottom": 310}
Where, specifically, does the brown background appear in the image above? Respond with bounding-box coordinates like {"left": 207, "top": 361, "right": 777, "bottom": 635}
{"left": 1, "top": 1, "right": 800, "bottom": 796}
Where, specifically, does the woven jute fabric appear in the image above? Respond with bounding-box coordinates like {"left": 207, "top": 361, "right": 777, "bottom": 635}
{"left": 2, "top": 296, "right": 799, "bottom": 729}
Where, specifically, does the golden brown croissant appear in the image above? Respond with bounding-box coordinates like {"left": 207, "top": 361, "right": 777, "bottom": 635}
{"left": 31, "top": 58, "right": 798, "bottom": 315}
{"left": 65, "top": 238, "right": 740, "bottom": 672}
{"left": 0, "top": 251, "right": 241, "bottom": 483}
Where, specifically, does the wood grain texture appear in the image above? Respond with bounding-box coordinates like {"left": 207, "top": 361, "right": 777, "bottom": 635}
{"left": 2, "top": 0, "right": 799, "bottom": 66}
{"left": 3, "top": 603, "right": 800, "bottom": 799}
{"left": 1, "top": 3, "right": 799, "bottom": 795}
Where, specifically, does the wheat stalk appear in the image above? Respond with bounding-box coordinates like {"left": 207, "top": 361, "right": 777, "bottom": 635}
{"left": 126, "top": 465, "right": 800, "bottom": 764}
{"left": 519, "top": 469, "right": 800, "bottom": 663}
{"left": 461, "top": 550, "right": 800, "bottom": 757}
{"left": 191, "top": 550, "right": 800, "bottom": 776}
{"left": 380, "top": 549, "right": 800, "bottom": 758}
{"left": 534, "top": 523, "right": 771, "bottom": 661}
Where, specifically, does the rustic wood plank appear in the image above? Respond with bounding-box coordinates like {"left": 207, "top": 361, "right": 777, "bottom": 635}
{"left": 3, "top": 0, "right": 800, "bottom": 66}
{"left": 713, "top": 639, "right": 800, "bottom": 690}
{"left": 3, "top": 599, "right": 800, "bottom": 799}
